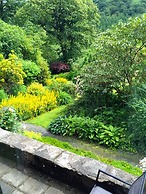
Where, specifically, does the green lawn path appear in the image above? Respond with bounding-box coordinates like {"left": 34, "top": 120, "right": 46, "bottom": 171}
{"left": 27, "top": 105, "right": 66, "bottom": 128}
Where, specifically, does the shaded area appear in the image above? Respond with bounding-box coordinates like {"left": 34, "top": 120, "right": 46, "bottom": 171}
{"left": 0, "top": 156, "right": 84, "bottom": 194}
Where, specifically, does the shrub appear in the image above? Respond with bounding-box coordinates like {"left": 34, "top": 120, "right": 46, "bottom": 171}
{"left": 0, "top": 89, "right": 7, "bottom": 102}
{"left": 53, "top": 72, "right": 76, "bottom": 81}
{"left": 55, "top": 77, "right": 68, "bottom": 84}
{"left": 45, "top": 78, "right": 62, "bottom": 92}
{"left": 46, "top": 78, "right": 76, "bottom": 96}
{"left": 48, "top": 115, "right": 125, "bottom": 148}
{"left": 36, "top": 51, "right": 51, "bottom": 85}
{"left": 61, "top": 81, "right": 76, "bottom": 97}
{"left": 22, "top": 60, "right": 41, "bottom": 85}
{"left": 0, "top": 91, "right": 58, "bottom": 120}
{"left": 50, "top": 62, "right": 70, "bottom": 74}
{"left": 128, "top": 85, "right": 146, "bottom": 154}
{"left": 0, "top": 52, "right": 26, "bottom": 93}
{"left": 0, "top": 107, "right": 20, "bottom": 132}
{"left": 57, "top": 91, "right": 73, "bottom": 105}
{"left": 9, "top": 84, "right": 27, "bottom": 96}
{"left": 26, "top": 82, "right": 46, "bottom": 96}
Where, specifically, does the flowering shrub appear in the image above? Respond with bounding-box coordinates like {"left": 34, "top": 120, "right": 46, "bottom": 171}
{"left": 0, "top": 91, "right": 58, "bottom": 120}
{"left": 0, "top": 107, "right": 20, "bottom": 132}
{"left": 0, "top": 52, "right": 26, "bottom": 93}
{"left": 46, "top": 78, "right": 69, "bottom": 89}
{"left": 45, "top": 78, "right": 53, "bottom": 86}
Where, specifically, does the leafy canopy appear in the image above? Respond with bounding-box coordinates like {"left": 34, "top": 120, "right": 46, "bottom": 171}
{"left": 0, "top": 0, "right": 25, "bottom": 23}
{"left": 15, "top": 0, "right": 100, "bottom": 63}
{"left": 81, "top": 14, "right": 146, "bottom": 97}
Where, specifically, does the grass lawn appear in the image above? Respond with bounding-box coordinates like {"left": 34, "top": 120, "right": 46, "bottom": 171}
{"left": 27, "top": 105, "right": 67, "bottom": 128}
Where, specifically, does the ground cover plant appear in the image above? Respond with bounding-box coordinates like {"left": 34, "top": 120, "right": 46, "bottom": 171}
{"left": 48, "top": 115, "right": 126, "bottom": 149}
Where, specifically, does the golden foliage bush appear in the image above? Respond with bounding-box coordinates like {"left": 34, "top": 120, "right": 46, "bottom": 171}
{"left": 0, "top": 52, "right": 26, "bottom": 93}
{"left": 0, "top": 91, "right": 58, "bottom": 120}
{"left": 45, "top": 77, "right": 68, "bottom": 87}
{"left": 55, "top": 77, "right": 68, "bottom": 84}
{"left": 26, "top": 82, "right": 46, "bottom": 96}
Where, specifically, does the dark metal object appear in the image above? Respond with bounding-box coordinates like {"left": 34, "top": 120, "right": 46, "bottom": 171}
{"left": 90, "top": 170, "right": 146, "bottom": 194}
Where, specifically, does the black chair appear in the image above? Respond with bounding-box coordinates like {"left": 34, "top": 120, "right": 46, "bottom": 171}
{"left": 90, "top": 170, "right": 146, "bottom": 194}
{"left": 0, "top": 186, "right": 2, "bottom": 194}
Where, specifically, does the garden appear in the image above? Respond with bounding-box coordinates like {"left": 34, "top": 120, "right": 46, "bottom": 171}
{"left": 0, "top": 0, "right": 146, "bottom": 177}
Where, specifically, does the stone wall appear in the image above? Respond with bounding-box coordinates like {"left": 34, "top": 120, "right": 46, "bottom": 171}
{"left": 0, "top": 128, "right": 137, "bottom": 193}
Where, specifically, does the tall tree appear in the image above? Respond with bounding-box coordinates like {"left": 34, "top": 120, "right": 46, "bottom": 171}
{"left": 15, "top": 0, "right": 100, "bottom": 63}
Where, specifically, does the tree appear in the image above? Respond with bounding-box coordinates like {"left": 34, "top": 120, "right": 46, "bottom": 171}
{"left": 0, "top": 19, "right": 36, "bottom": 59}
{"left": 0, "top": 0, "right": 25, "bottom": 23}
{"left": 93, "top": 0, "right": 146, "bottom": 31}
{"left": 128, "top": 84, "right": 146, "bottom": 153}
{"left": 15, "top": 0, "right": 100, "bottom": 63}
{"left": 0, "top": 52, "right": 26, "bottom": 93}
{"left": 81, "top": 14, "right": 146, "bottom": 101}
{"left": 0, "top": 20, "right": 50, "bottom": 82}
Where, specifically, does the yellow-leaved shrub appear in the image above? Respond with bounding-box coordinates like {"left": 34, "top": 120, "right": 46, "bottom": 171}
{"left": 27, "top": 82, "right": 46, "bottom": 96}
{"left": 0, "top": 91, "right": 58, "bottom": 120}
{"left": 55, "top": 78, "right": 68, "bottom": 84}
{"left": 45, "top": 78, "right": 68, "bottom": 88}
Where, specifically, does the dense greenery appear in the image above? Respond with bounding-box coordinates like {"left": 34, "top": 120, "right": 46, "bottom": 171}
{"left": 94, "top": 0, "right": 146, "bottom": 30}
{"left": 0, "top": 52, "right": 26, "bottom": 93}
{"left": 48, "top": 115, "right": 126, "bottom": 148}
{"left": 128, "top": 85, "right": 146, "bottom": 153}
{"left": 0, "top": 0, "right": 25, "bottom": 23}
{"left": 0, "top": 107, "right": 20, "bottom": 132}
{"left": 0, "top": 0, "right": 146, "bottom": 167}
{"left": 81, "top": 15, "right": 146, "bottom": 98}
{"left": 15, "top": 0, "right": 100, "bottom": 63}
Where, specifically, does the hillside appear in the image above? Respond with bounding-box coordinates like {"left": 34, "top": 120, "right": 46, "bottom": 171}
{"left": 93, "top": 0, "right": 146, "bottom": 30}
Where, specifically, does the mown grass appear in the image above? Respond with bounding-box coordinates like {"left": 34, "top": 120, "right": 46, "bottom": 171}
{"left": 22, "top": 130, "right": 142, "bottom": 176}
{"left": 27, "top": 105, "right": 67, "bottom": 128}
